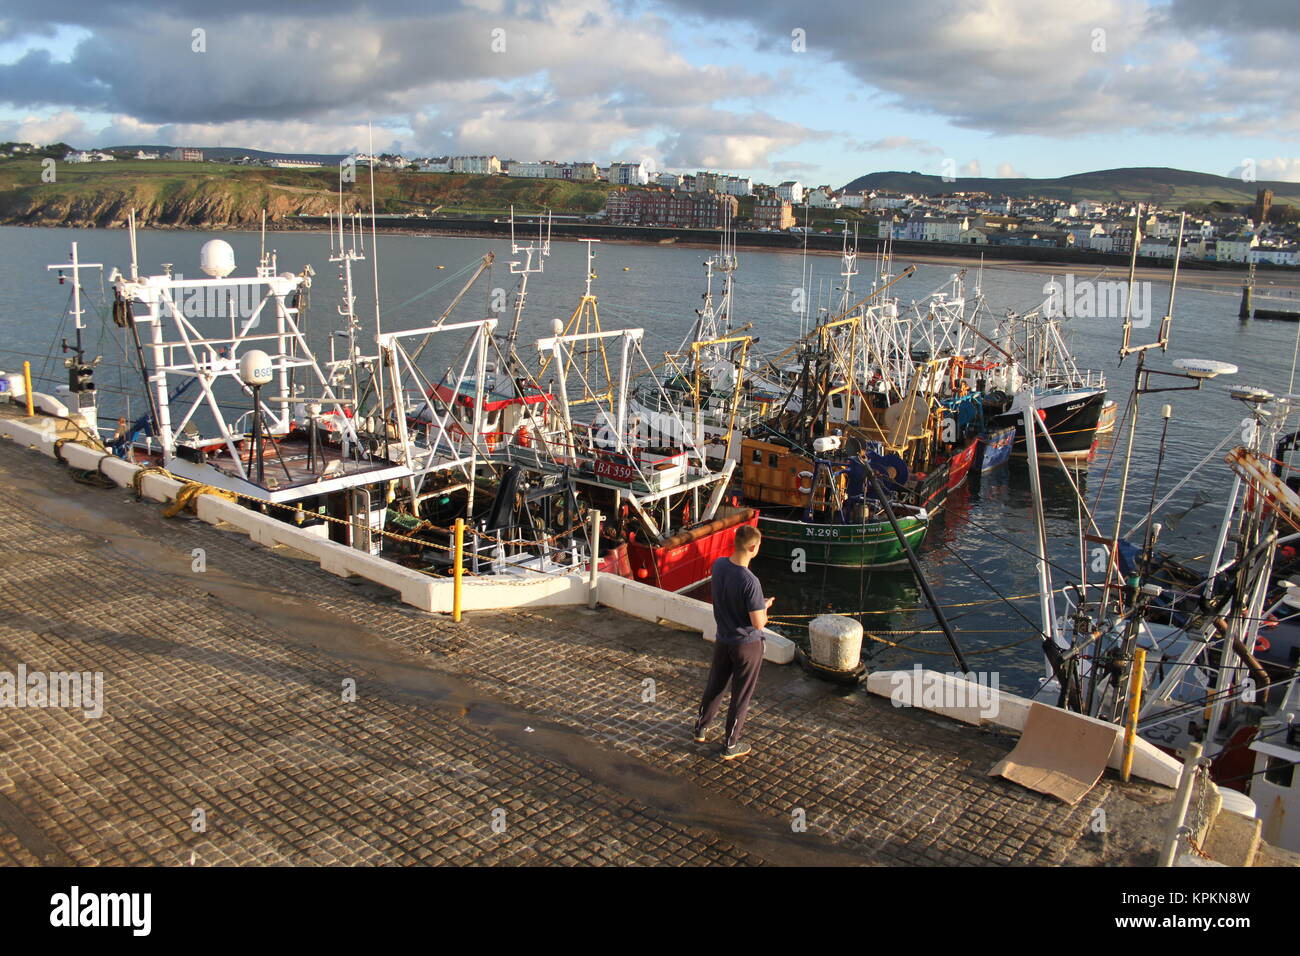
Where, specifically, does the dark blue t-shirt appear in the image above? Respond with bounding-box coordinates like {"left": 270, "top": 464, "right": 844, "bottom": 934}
{"left": 712, "top": 556, "right": 766, "bottom": 645}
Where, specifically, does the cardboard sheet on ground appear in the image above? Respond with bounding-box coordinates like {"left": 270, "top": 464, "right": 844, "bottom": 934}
{"left": 989, "top": 702, "right": 1115, "bottom": 805}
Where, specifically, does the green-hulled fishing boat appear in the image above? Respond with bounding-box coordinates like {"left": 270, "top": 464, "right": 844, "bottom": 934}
{"left": 756, "top": 502, "right": 929, "bottom": 568}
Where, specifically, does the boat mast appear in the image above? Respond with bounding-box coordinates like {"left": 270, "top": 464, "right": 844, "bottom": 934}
{"left": 504, "top": 205, "right": 551, "bottom": 389}
{"left": 47, "top": 242, "right": 104, "bottom": 433}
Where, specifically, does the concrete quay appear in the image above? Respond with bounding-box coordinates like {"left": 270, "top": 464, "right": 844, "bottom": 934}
{"left": 0, "top": 438, "right": 1182, "bottom": 866}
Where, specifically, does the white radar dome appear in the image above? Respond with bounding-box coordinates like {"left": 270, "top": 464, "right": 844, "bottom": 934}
{"left": 238, "top": 350, "right": 274, "bottom": 387}
{"left": 200, "top": 239, "right": 237, "bottom": 278}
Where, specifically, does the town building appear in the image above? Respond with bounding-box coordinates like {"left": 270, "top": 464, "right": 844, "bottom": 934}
{"left": 807, "top": 186, "right": 840, "bottom": 209}
{"left": 867, "top": 191, "right": 910, "bottom": 211}
{"left": 1216, "top": 235, "right": 1260, "bottom": 262}
{"left": 604, "top": 190, "right": 738, "bottom": 228}
{"left": 1255, "top": 188, "right": 1274, "bottom": 227}
{"left": 753, "top": 197, "right": 795, "bottom": 230}
{"left": 166, "top": 148, "right": 204, "bottom": 162}
{"left": 608, "top": 162, "right": 649, "bottom": 186}
{"left": 265, "top": 158, "right": 323, "bottom": 169}
{"left": 450, "top": 155, "right": 501, "bottom": 175}
{"left": 776, "top": 181, "right": 804, "bottom": 204}
{"left": 721, "top": 176, "right": 753, "bottom": 197}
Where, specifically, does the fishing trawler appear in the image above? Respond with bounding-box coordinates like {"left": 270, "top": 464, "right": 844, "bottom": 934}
{"left": 742, "top": 432, "right": 928, "bottom": 568}
{"left": 419, "top": 228, "right": 759, "bottom": 593}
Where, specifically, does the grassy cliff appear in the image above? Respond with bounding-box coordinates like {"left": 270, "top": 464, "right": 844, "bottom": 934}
{"left": 0, "top": 159, "right": 620, "bottom": 227}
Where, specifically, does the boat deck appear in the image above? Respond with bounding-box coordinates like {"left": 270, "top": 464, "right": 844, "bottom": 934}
{"left": 0, "top": 437, "right": 1185, "bottom": 866}
{"left": 194, "top": 435, "right": 402, "bottom": 492}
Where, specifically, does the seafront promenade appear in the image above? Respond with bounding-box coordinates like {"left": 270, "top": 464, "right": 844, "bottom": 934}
{"left": 0, "top": 440, "right": 1178, "bottom": 866}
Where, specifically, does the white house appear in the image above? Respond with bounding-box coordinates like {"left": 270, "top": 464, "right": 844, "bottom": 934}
{"left": 421, "top": 158, "right": 452, "bottom": 173}
{"left": 266, "top": 158, "right": 323, "bottom": 169}
{"left": 1249, "top": 245, "right": 1298, "bottom": 266}
{"left": 507, "top": 161, "right": 550, "bottom": 177}
{"left": 722, "top": 176, "right": 753, "bottom": 197}
{"left": 807, "top": 186, "right": 840, "bottom": 209}
{"left": 1064, "top": 223, "right": 1105, "bottom": 248}
{"left": 776, "top": 181, "right": 804, "bottom": 204}
{"left": 1139, "top": 237, "right": 1176, "bottom": 259}
{"left": 64, "top": 150, "right": 116, "bottom": 163}
{"left": 867, "top": 192, "right": 909, "bottom": 211}
{"left": 608, "top": 161, "right": 649, "bottom": 186}
{"left": 450, "top": 155, "right": 501, "bottom": 175}
{"left": 921, "top": 215, "right": 969, "bottom": 243}
{"left": 1215, "top": 235, "right": 1258, "bottom": 262}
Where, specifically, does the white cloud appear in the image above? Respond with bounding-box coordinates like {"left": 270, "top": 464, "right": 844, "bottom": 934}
{"left": 1255, "top": 158, "right": 1300, "bottom": 183}
{"left": 664, "top": 0, "right": 1300, "bottom": 138}
{"left": 0, "top": 109, "right": 90, "bottom": 145}
{"left": 0, "top": 1, "right": 816, "bottom": 172}
{"left": 853, "top": 135, "right": 943, "bottom": 155}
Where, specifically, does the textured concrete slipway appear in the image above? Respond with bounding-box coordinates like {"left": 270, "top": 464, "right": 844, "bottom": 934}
{"left": 0, "top": 441, "right": 1178, "bottom": 866}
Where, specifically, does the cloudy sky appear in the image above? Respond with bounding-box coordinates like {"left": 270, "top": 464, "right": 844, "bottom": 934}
{"left": 1, "top": 0, "right": 1298, "bottom": 186}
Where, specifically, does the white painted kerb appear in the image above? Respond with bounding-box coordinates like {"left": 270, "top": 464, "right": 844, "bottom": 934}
{"left": 1, "top": 415, "right": 794, "bottom": 663}
{"left": 867, "top": 668, "right": 1182, "bottom": 789}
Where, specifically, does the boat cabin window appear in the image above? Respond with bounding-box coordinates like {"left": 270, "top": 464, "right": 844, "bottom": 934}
{"left": 1265, "top": 756, "right": 1295, "bottom": 788}
{"left": 768, "top": 453, "right": 779, "bottom": 468}
{"left": 751, "top": 448, "right": 762, "bottom": 465}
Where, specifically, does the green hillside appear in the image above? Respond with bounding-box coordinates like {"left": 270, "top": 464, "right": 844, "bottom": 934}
{"left": 841, "top": 166, "right": 1300, "bottom": 207}
{"left": 0, "top": 158, "right": 620, "bottom": 227}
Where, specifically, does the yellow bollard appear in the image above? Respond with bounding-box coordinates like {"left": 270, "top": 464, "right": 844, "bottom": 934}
{"left": 22, "top": 361, "right": 34, "bottom": 417}
{"left": 1121, "top": 647, "right": 1147, "bottom": 783}
{"left": 452, "top": 517, "right": 465, "bottom": 623}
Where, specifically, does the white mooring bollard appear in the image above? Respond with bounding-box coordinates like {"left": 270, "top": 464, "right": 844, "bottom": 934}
{"left": 808, "top": 614, "right": 864, "bottom": 672}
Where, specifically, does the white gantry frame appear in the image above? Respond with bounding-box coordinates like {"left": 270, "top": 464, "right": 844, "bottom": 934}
{"left": 378, "top": 317, "right": 498, "bottom": 506}
{"left": 116, "top": 269, "right": 366, "bottom": 483}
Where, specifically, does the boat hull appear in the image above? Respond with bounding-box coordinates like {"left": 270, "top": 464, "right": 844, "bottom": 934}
{"left": 993, "top": 388, "right": 1106, "bottom": 460}
{"left": 1095, "top": 400, "right": 1118, "bottom": 436}
{"left": 756, "top": 511, "right": 929, "bottom": 568}
{"left": 974, "top": 425, "right": 1016, "bottom": 472}
{"left": 625, "top": 508, "right": 759, "bottom": 591}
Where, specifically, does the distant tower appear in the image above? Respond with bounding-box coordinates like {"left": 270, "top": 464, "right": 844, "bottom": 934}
{"left": 1254, "top": 188, "right": 1273, "bottom": 226}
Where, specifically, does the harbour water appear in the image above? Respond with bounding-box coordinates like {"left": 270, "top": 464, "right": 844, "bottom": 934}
{"left": 4, "top": 224, "right": 1297, "bottom": 694}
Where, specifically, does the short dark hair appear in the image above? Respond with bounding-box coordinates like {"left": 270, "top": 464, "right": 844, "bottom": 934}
{"left": 735, "top": 524, "right": 762, "bottom": 551}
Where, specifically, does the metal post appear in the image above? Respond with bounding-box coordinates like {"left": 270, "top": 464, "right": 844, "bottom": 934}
{"left": 251, "top": 384, "right": 265, "bottom": 484}
{"left": 1023, "top": 396, "right": 1058, "bottom": 649}
{"left": 587, "top": 508, "right": 603, "bottom": 610}
{"left": 1158, "top": 742, "right": 1203, "bottom": 867}
{"left": 453, "top": 517, "right": 465, "bottom": 623}
{"left": 867, "top": 470, "right": 969, "bottom": 672}
{"left": 1121, "top": 647, "right": 1146, "bottom": 782}
{"left": 22, "top": 361, "right": 34, "bottom": 417}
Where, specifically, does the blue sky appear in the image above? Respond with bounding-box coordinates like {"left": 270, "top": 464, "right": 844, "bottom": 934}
{"left": 2, "top": 0, "right": 1299, "bottom": 186}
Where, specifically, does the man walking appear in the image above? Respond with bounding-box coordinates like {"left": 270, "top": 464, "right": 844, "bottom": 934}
{"left": 693, "top": 524, "right": 772, "bottom": 760}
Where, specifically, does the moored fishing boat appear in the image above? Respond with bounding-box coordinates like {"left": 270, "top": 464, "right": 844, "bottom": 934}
{"left": 740, "top": 433, "right": 930, "bottom": 568}
{"left": 973, "top": 424, "right": 1015, "bottom": 472}
{"left": 756, "top": 506, "right": 927, "bottom": 568}
{"left": 989, "top": 381, "right": 1107, "bottom": 461}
